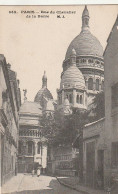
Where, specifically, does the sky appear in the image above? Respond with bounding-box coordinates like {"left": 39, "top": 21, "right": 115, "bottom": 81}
{"left": 0, "top": 5, "right": 118, "bottom": 103}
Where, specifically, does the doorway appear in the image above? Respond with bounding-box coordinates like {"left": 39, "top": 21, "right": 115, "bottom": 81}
{"left": 97, "top": 150, "right": 104, "bottom": 189}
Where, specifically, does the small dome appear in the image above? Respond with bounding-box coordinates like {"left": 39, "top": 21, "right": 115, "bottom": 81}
{"left": 34, "top": 87, "right": 53, "bottom": 106}
{"left": 60, "top": 65, "right": 85, "bottom": 90}
{"left": 65, "top": 30, "right": 103, "bottom": 59}
{"left": 20, "top": 101, "right": 42, "bottom": 115}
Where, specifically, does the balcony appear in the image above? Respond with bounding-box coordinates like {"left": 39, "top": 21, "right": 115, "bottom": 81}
{"left": 19, "top": 129, "right": 41, "bottom": 138}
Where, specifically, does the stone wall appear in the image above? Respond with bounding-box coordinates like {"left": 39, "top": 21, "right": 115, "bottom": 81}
{"left": 83, "top": 118, "right": 105, "bottom": 188}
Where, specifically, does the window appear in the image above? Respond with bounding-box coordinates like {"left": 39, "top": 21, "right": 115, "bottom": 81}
{"left": 96, "top": 79, "right": 99, "bottom": 91}
{"left": 80, "top": 59, "right": 86, "bottom": 63}
{"left": 80, "top": 95, "right": 83, "bottom": 104}
{"left": 76, "top": 95, "right": 79, "bottom": 103}
{"left": 28, "top": 141, "right": 34, "bottom": 155}
{"left": 112, "top": 82, "right": 118, "bottom": 109}
{"left": 88, "top": 78, "right": 93, "bottom": 90}
{"left": 88, "top": 59, "right": 93, "bottom": 63}
{"left": 69, "top": 94, "right": 72, "bottom": 103}
{"left": 112, "top": 142, "right": 118, "bottom": 167}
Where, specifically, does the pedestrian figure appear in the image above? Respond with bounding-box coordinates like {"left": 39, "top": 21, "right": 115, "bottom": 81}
{"left": 106, "top": 187, "right": 111, "bottom": 194}
{"left": 37, "top": 167, "right": 41, "bottom": 177}
{"left": 32, "top": 169, "right": 35, "bottom": 177}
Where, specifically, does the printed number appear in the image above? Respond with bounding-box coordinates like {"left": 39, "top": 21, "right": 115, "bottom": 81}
{"left": 9, "top": 11, "right": 17, "bottom": 14}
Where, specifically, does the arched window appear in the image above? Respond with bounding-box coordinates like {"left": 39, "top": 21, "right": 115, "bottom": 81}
{"left": 80, "top": 95, "right": 83, "bottom": 104}
{"left": 76, "top": 95, "right": 79, "bottom": 103}
{"left": 37, "top": 142, "right": 41, "bottom": 154}
{"left": 69, "top": 94, "right": 72, "bottom": 103}
{"left": 88, "top": 59, "right": 93, "bottom": 63}
{"left": 96, "top": 79, "right": 99, "bottom": 91}
{"left": 101, "top": 80, "right": 104, "bottom": 90}
{"left": 28, "top": 141, "right": 34, "bottom": 155}
{"left": 88, "top": 78, "right": 93, "bottom": 90}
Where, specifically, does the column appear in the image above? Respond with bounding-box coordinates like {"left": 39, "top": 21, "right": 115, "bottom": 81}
{"left": 34, "top": 141, "right": 38, "bottom": 155}
{"left": 62, "top": 89, "right": 65, "bottom": 104}
{"left": 42, "top": 144, "right": 47, "bottom": 169}
{"left": 73, "top": 89, "right": 76, "bottom": 106}
{"left": 83, "top": 91, "right": 86, "bottom": 107}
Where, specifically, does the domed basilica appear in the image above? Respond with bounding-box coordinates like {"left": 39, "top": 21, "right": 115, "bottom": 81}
{"left": 57, "top": 5, "right": 104, "bottom": 112}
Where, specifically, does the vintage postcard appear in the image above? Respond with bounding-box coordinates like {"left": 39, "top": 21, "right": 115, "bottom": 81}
{"left": 0, "top": 4, "right": 118, "bottom": 194}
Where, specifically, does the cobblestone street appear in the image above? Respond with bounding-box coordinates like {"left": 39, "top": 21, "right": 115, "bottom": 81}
{"left": 1, "top": 174, "right": 82, "bottom": 194}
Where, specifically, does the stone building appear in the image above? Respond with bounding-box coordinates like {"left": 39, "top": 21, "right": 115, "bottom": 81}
{"left": 18, "top": 100, "right": 47, "bottom": 173}
{"left": 59, "top": 5, "right": 104, "bottom": 107}
{"left": 0, "top": 55, "right": 21, "bottom": 186}
{"left": 104, "top": 15, "right": 118, "bottom": 187}
{"left": 18, "top": 72, "right": 55, "bottom": 173}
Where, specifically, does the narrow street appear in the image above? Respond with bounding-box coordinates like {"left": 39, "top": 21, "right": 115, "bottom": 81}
{"left": 2, "top": 174, "right": 82, "bottom": 194}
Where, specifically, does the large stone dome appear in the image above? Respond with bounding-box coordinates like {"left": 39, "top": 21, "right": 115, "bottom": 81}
{"left": 60, "top": 65, "right": 85, "bottom": 90}
{"left": 65, "top": 30, "right": 103, "bottom": 60}
{"left": 65, "top": 6, "right": 103, "bottom": 60}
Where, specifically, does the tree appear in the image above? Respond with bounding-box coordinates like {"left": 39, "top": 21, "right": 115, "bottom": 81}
{"left": 41, "top": 107, "right": 90, "bottom": 147}
{"left": 92, "top": 91, "right": 105, "bottom": 120}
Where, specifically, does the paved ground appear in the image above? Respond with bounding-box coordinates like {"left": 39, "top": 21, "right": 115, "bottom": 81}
{"left": 1, "top": 174, "right": 82, "bottom": 194}
{"left": 57, "top": 176, "right": 118, "bottom": 194}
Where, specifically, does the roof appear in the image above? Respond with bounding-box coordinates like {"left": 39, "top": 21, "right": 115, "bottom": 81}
{"left": 65, "top": 29, "right": 103, "bottom": 60}
{"left": 84, "top": 117, "right": 105, "bottom": 128}
{"left": 104, "top": 15, "right": 118, "bottom": 56}
{"left": 60, "top": 65, "right": 85, "bottom": 90}
{"left": 20, "top": 101, "right": 42, "bottom": 115}
{"left": 34, "top": 87, "right": 53, "bottom": 106}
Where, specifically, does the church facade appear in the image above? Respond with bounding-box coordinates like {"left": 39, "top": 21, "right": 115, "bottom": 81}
{"left": 18, "top": 72, "right": 55, "bottom": 173}
{"left": 57, "top": 5, "right": 104, "bottom": 110}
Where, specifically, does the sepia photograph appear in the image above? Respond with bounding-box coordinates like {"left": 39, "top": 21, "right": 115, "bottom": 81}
{"left": 0, "top": 4, "right": 118, "bottom": 194}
